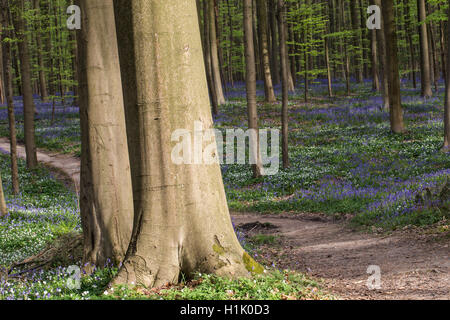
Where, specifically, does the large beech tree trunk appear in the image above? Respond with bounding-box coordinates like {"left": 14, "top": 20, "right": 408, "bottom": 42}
{"left": 113, "top": 0, "right": 252, "bottom": 288}
{"left": 0, "top": 1, "right": 19, "bottom": 195}
{"left": 383, "top": 0, "right": 405, "bottom": 134}
{"left": 11, "top": 0, "right": 38, "bottom": 169}
{"left": 76, "top": 0, "right": 134, "bottom": 267}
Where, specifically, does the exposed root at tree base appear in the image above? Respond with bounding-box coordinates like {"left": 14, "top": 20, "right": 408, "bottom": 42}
{"left": 7, "top": 233, "right": 83, "bottom": 277}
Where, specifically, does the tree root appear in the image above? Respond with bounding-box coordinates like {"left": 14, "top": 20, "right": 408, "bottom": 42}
{"left": 7, "top": 233, "right": 83, "bottom": 278}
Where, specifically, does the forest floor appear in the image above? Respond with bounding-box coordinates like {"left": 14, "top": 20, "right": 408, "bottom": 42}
{"left": 1, "top": 137, "right": 448, "bottom": 300}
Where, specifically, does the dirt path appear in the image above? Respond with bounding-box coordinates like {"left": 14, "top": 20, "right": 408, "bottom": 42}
{"left": 1, "top": 137, "right": 449, "bottom": 299}
{"left": 233, "top": 213, "right": 449, "bottom": 300}
{"left": 0, "top": 138, "right": 80, "bottom": 191}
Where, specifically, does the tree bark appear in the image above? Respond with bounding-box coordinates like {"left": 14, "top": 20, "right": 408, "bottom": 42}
{"left": 374, "top": 0, "right": 389, "bottom": 110}
{"left": 33, "top": 0, "right": 49, "bottom": 103}
{"left": 0, "top": 172, "right": 7, "bottom": 217}
{"left": 0, "top": 1, "right": 19, "bottom": 195}
{"left": 350, "top": 0, "right": 363, "bottom": 83}
{"left": 442, "top": 0, "right": 450, "bottom": 151}
{"left": 76, "top": 0, "right": 134, "bottom": 268}
{"left": 208, "top": 0, "right": 226, "bottom": 105}
{"left": 257, "top": 0, "right": 276, "bottom": 103}
{"left": 11, "top": 0, "right": 38, "bottom": 169}
{"left": 417, "top": 0, "right": 433, "bottom": 98}
{"left": 269, "top": 0, "right": 280, "bottom": 85}
{"left": 278, "top": 0, "right": 289, "bottom": 169}
{"left": 244, "top": 0, "right": 264, "bottom": 178}
{"left": 113, "top": 0, "right": 252, "bottom": 288}
{"left": 383, "top": 0, "right": 405, "bottom": 133}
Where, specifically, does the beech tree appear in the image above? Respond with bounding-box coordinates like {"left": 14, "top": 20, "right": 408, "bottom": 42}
{"left": 0, "top": 0, "right": 19, "bottom": 195}
{"left": 76, "top": 0, "right": 134, "bottom": 267}
{"left": 417, "top": 0, "right": 433, "bottom": 98}
{"left": 244, "top": 0, "right": 264, "bottom": 178}
{"left": 278, "top": 0, "right": 289, "bottom": 169}
{"left": 257, "top": 0, "right": 276, "bottom": 103}
{"left": 0, "top": 172, "right": 6, "bottom": 217}
{"left": 208, "top": 0, "right": 226, "bottom": 106}
{"left": 383, "top": 0, "right": 405, "bottom": 133}
{"left": 111, "top": 0, "right": 253, "bottom": 287}
{"left": 442, "top": 0, "right": 450, "bottom": 151}
{"left": 11, "top": 0, "right": 38, "bottom": 169}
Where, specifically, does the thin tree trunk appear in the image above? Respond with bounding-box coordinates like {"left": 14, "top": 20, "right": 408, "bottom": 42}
{"left": 418, "top": 0, "right": 433, "bottom": 98}
{"left": 278, "top": 0, "right": 289, "bottom": 168}
{"left": 0, "top": 172, "right": 7, "bottom": 217}
{"left": 203, "top": 0, "right": 219, "bottom": 115}
{"left": 374, "top": 0, "right": 389, "bottom": 110}
{"left": 33, "top": 0, "right": 48, "bottom": 102}
{"left": 244, "top": 0, "right": 264, "bottom": 178}
{"left": 442, "top": 0, "right": 450, "bottom": 151}
{"left": 11, "top": 0, "right": 38, "bottom": 169}
{"left": 350, "top": 0, "right": 363, "bottom": 83}
{"left": 209, "top": 0, "right": 226, "bottom": 105}
{"left": 0, "top": 1, "right": 19, "bottom": 195}
{"left": 383, "top": 0, "right": 405, "bottom": 133}
{"left": 404, "top": 0, "right": 417, "bottom": 89}
{"left": 269, "top": 0, "right": 280, "bottom": 85}
{"left": 257, "top": 0, "right": 276, "bottom": 103}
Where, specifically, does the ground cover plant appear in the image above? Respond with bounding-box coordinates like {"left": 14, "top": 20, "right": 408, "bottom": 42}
{"left": 2, "top": 80, "right": 448, "bottom": 232}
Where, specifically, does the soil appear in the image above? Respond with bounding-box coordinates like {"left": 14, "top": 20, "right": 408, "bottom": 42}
{"left": 1, "top": 137, "right": 449, "bottom": 300}
{"left": 233, "top": 213, "right": 449, "bottom": 300}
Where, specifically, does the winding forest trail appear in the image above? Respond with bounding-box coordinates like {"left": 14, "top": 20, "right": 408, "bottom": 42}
{"left": 0, "top": 137, "right": 449, "bottom": 300}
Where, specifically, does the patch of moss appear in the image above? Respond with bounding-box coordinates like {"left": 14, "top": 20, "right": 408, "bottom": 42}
{"left": 242, "top": 252, "right": 264, "bottom": 274}
{"left": 213, "top": 243, "right": 225, "bottom": 255}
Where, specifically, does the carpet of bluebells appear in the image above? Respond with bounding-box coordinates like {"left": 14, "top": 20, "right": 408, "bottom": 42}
{"left": 220, "top": 80, "right": 450, "bottom": 229}
{"left": 1, "top": 81, "right": 450, "bottom": 231}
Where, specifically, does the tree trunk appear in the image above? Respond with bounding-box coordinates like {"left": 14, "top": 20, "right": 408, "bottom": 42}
{"left": 202, "top": 0, "right": 219, "bottom": 115}
{"left": 383, "top": 0, "right": 405, "bottom": 133}
{"left": 257, "top": 0, "right": 276, "bottom": 103}
{"left": 0, "top": 37, "right": 4, "bottom": 105}
{"left": 374, "top": 0, "right": 389, "bottom": 110}
{"left": 0, "top": 172, "right": 7, "bottom": 217}
{"left": 113, "top": 0, "right": 252, "bottom": 288}
{"left": 442, "top": 0, "right": 450, "bottom": 151}
{"left": 370, "top": 27, "right": 379, "bottom": 91}
{"left": 76, "top": 0, "right": 134, "bottom": 268}
{"left": 0, "top": 1, "right": 19, "bottom": 195}
{"left": 350, "top": 0, "right": 363, "bottom": 83}
{"left": 244, "top": 0, "right": 264, "bottom": 178}
{"left": 417, "top": 0, "right": 433, "bottom": 98}
{"left": 269, "top": 0, "right": 280, "bottom": 85}
{"left": 404, "top": 0, "right": 417, "bottom": 89}
{"left": 278, "top": 0, "right": 289, "bottom": 169}
{"left": 209, "top": 0, "right": 226, "bottom": 105}
{"left": 11, "top": 0, "right": 38, "bottom": 169}
{"left": 33, "top": 0, "right": 49, "bottom": 102}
